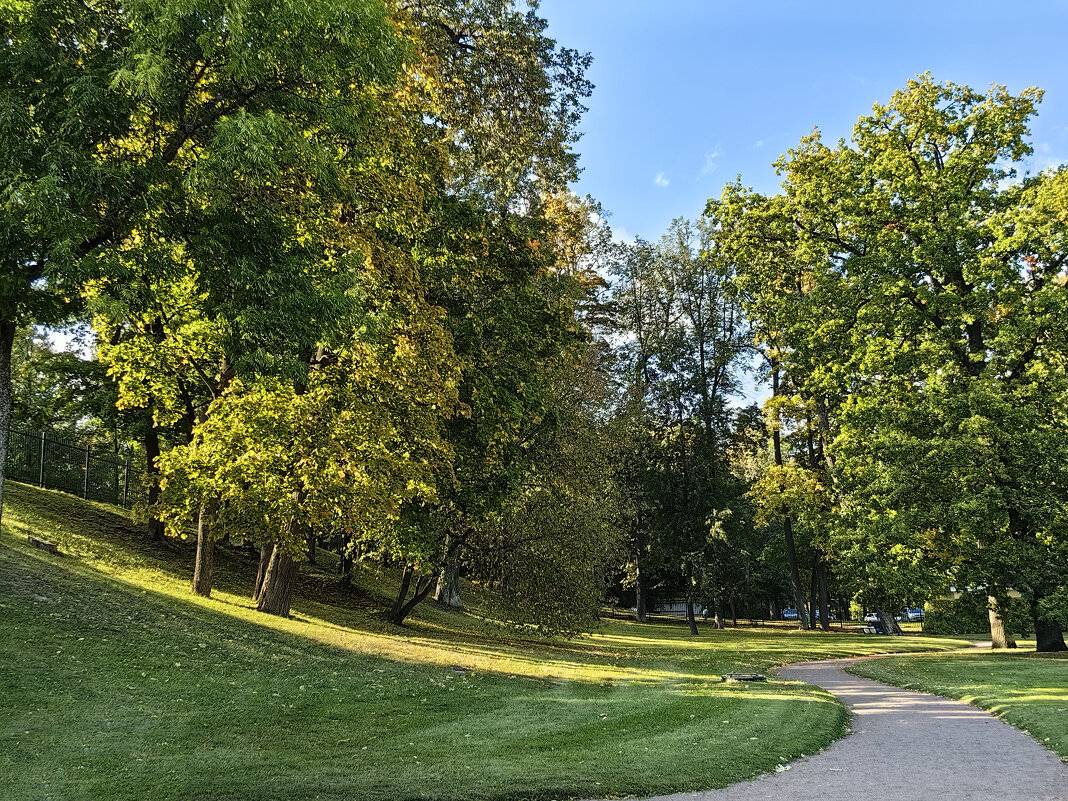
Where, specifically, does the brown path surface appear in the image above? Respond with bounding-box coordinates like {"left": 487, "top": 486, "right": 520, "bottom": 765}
{"left": 619, "top": 657, "right": 1068, "bottom": 801}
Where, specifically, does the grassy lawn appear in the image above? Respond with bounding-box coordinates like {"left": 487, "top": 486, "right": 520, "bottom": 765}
{"left": 1, "top": 482, "right": 969, "bottom": 801}
{"left": 848, "top": 651, "right": 1068, "bottom": 759}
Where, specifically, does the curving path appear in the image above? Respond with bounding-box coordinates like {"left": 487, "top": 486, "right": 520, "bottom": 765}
{"left": 628, "top": 657, "right": 1068, "bottom": 801}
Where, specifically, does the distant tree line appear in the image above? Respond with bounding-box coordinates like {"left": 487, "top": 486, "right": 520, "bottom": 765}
{"left": 610, "top": 76, "right": 1066, "bottom": 651}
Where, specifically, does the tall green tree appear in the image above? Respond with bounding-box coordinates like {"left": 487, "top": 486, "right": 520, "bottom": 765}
{"left": 0, "top": 0, "right": 407, "bottom": 532}
{"left": 611, "top": 218, "right": 749, "bottom": 633}
{"left": 385, "top": 196, "right": 593, "bottom": 625}
{"left": 713, "top": 76, "right": 1068, "bottom": 650}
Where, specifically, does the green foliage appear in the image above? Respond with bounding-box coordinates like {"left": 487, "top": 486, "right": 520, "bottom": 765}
{"left": 0, "top": 0, "right": 418, "bottom": 544}
{"left": 710, "top": 76, "right": 1068, "bottom": 636}
{"left": 467, "top": 345, "right": 623, "bottom": 632}
{"left": 922, "top": 593, "right": 998, "bottom": 636}
{"left": 611, "top": 217, "right": 753, "bottom": 618}
{"left": 1, "top": 0, "right": 406, "bottom": 318}
{"left": 396, "top": 0, "right": 593, "bottom": 206}
{"left": 8, "top": 326, "right": 129, "bottom": 441}
{"left": 159, "top": 313, "right": 457, "bottom": 558}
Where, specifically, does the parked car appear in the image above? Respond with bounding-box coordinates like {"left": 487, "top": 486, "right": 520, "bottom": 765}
{"left": 863, "top": 611, "right": 880, "bottom": 623}
{"left": 782, "top": 608, "right": 799, "bottom": 621}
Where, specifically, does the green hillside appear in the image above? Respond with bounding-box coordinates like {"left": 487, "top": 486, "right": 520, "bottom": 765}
{"left": 1, "top": 482, "right": 967, "bottom": 801}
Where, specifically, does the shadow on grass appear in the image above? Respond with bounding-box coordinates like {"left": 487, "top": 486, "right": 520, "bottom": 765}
{"left": 2, "top": 481, "right": 970, "bottom": 688}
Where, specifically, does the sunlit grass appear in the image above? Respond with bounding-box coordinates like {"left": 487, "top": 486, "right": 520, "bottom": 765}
{"left": 848, "top": 650, "right": 1068, "bottom": 758}
{"left": 1, "top": 481, "right": 970, "bottom": 800}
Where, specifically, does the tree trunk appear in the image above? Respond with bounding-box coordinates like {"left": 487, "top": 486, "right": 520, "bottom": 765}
{"left": 389, "top": 563, "right": 436, "bottom": 625}
{"left": 257, "top": 544, "right": 298, "bottom": 617}
{"left": 685, "top": 596, "right": 699, "bottom": 635}
{"left": 809, "top": 560, "right": 819, "bottom": 628}
{"left": 1035, "top": 620, "right": 1067, "bottom": 653}
{"left": 783, "top": 517, "right": 810, "bottom": 628}
{"left": 144, "top": 407, "right": 165, "bottom": 541}
{"left": 0, "top": 319, "right": 14, "bottom": 535}
{"left": 730, "top": 596, "right": 738, "bottom": 627}
{"left": 260, "top": 483, "right": 308, "bottom": 611}
{"left": 306, "top": 529, "right": 316, "bottom": 565}
{"left": 708, "top": 595, "right": 723, "bottom": 629}
{"left": 875, "top": 607, "right": 903, "bottom": 635}
{"left": 772, "top": 369, "right": 810, "bottom": 630}
{"left": 635, "top": 526, "right": 648, "bottom": 623}
{"left": 338, "top": 532, "right": 352, "bottom": 587}
{"left": 1032, "top": 596, "right": 1067, "bottom": 653}
{"left": 191, "top": 503, "right": 215, "bottom": 597}
{"left": 390, "top": 564, "right": 414, "bottom": 622}
{"left": 987, "top": 595, "right": 1017, "bottom": 649}
{"left": 434, "top": 557, "right": 463, "bottom": 610}
{"left": 188, "top": 357, "right": 233, "bottom": 595}
{"left": 817, "top": 559, "right": 831, "bottom": 632}
{"left": 253, "top": 541, "right": 272, "bottom": 602}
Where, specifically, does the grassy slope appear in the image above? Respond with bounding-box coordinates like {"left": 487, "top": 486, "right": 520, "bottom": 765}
{"left": 1, "top": 482, "right": 969, "bottom": 801}
{"left": 848, "top": 651, "right": 1068, "bottom": 759}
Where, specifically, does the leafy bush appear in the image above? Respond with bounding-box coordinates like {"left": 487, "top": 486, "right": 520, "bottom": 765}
{"left": 923, "top": 592, "right": 1030, "bottom": 636}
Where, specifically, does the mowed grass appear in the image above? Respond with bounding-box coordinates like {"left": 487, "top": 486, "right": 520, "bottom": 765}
{"left": 848, "top": 651, "right": 1068, "bottom": 759}
{"left": 1, "top": 482, "right": 969, "bottom": 801}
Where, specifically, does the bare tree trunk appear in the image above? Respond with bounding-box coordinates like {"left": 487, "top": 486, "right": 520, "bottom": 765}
{"left": 258, "top": 482, "right": 308, "bottom": 612}
{"left": 875, "top": 607, "right": 903, "bottom": 635}
{"left": 1035, "top": 620, "right": 1067, "bottom": 652}
{"left": 635, "top": 526, "right": 648, "bottom": 623}
{"left": 987, "top": 595, "right": 1017, "bottom": 649}
{"left": 253, "top": 541, "right": 272, "bottom": 602}
{"left": 1032, "top": 595, "right": 1067, "bottom": 653}
{"left": 338, "top": 531, "right": 352, "bottom": 587}
{"left": 257, "top": 544, "right": 298, "bottom": 617}
{"left": 390, "top": 564, "right": 414, "bottom": 622}
{"left": 144, "top": 405, "right": 165, "bottom": 541}
{"left": 188, "top": 357, "right": 233, "bottom": 595}
{"left": 191, "top": 503, "right": 215, "bottom": 597}
{"left": 809, "top": 561, "right": 819, "bottom": 627}
{"left": 0, "top": 319, "right": 14, "bottom": 535}
{"left": 389, "top": 563, "right": 436, "bottom": 625}
{"left": 434, "top": 558, "right": 463, "bottom": 610}
{"left": 817, "top": 559, "right": 830, "bottom": 632}
{"left": 782, "top": 519, "right": 809, "bottom": 627}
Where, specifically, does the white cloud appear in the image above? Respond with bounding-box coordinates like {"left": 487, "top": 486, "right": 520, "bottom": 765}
{"left": 698, "top": 151, "right": 720, "bottom": 179}
{"left": 654, "top": 172, "right": 670, "bottom": 188}
{"left": 612, "top": 225, "right": 635, "bottom": 245}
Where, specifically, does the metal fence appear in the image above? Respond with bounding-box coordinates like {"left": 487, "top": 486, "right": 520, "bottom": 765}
{"left": 5, "top": 427, "right": 143, "bottom": 510}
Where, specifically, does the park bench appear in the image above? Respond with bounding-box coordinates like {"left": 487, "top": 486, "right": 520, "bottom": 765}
{"left": 722, "top": 673, "right": 767, "bottom": 682}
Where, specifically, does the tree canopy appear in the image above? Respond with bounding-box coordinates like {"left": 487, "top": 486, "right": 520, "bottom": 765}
{"left": 3, "top": 1, "right": 1064, "bottom": 657}
{"left": 709, "top": 75, "right": 1068, "bottom": 649}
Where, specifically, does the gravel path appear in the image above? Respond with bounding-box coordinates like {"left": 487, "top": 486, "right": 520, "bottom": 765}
{"left": 629, "top": 657, "right": 1068, "bottom": 801}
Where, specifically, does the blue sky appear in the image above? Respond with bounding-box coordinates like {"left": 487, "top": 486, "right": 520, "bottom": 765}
{"left": 539, "top": 1, "right": 1068, "bottom": 242}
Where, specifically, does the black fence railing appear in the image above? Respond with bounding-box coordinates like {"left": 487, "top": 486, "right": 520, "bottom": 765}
{"left": 5, "top": 427, "right": 143, "bottom": 510}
